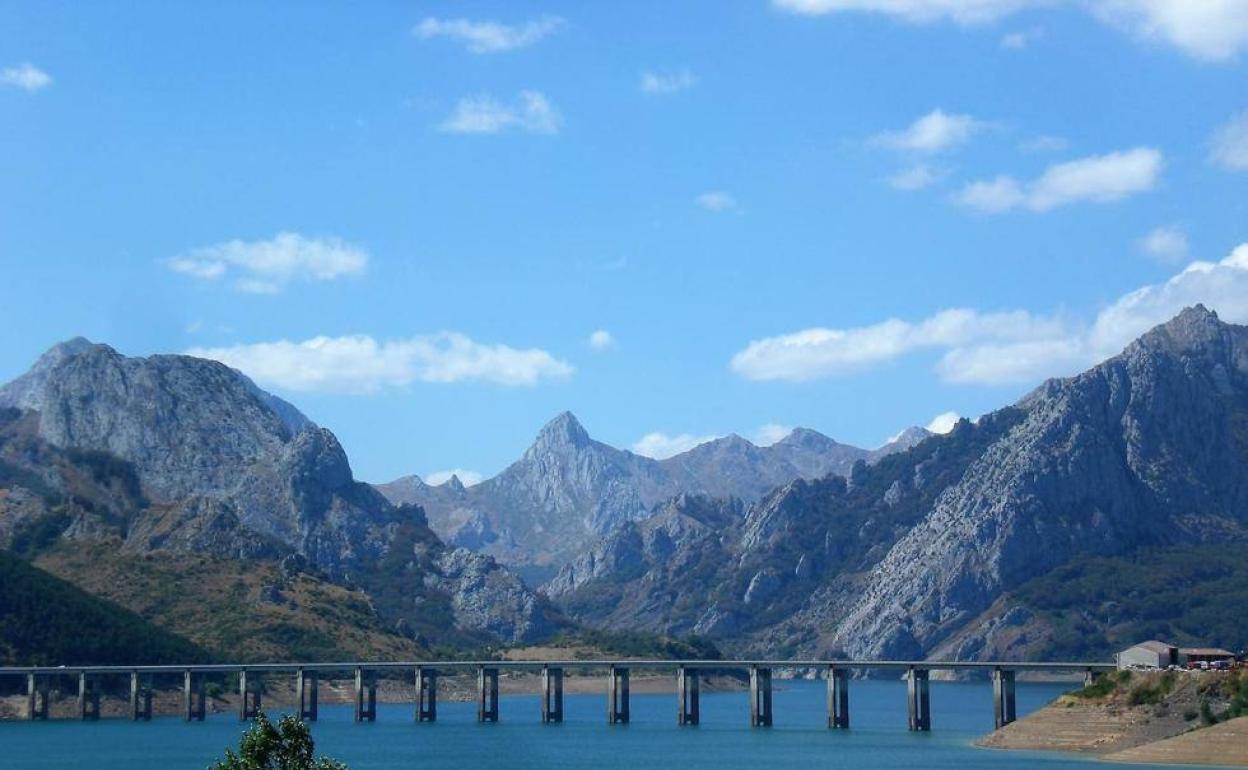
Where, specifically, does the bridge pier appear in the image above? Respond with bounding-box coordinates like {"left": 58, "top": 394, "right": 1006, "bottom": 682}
{"left": 1084, "top": 667, "right": 1098, "bottom": 688}
{"left": 26, "top": 674, "right": 47, "bottom": 721}
{"left": 992, "top": 668, "right": 1017, "bottom": 729}
{"left": 354, "top": 667, "right": 377, "bottom": 722}
{"left": 130, "top": 671, "right": 152, "bottom": 721}
{"left": 608, "top": 665, "right": 630, "bottom": 724}
{"left": 296, "top": 669, "right": 317, "bottom": 721}
{"left": 78, "top": 672, "right": 100, "bottom": 721}
{"left": 906, "top": 667, "right": 931, "bottom": 731}
{"left": 677, "top": 666, "right": 700, "bottom": 726}
{"left": 541, "top": 666, "right": 564, "bottom": 723}
{"left": 416, "top": 667, "right": 437, "bottom": 722}
{"left": 749, "top": 666, "right": 773, "bottom": 727}
{"left": 827, "top": 666, "right": 849, "bottom": 728}
{"left": 238, "top": 670, "right": 262, "bottom": 721}
{"left": 477, "top": 666, "right": 499, "bottom": 722}
{"left": 184, "top": 670, "right": 205, "bottom": 722}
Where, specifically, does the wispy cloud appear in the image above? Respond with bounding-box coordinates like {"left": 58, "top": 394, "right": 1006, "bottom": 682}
{"left": 1018, "top": 134, "right": 1069, "bottom": 153}
{"left": 1000, "top": 28, "right": 1041, "bottom": 49}
{"left": 954, "top": 147, "right": 1162, "bottom": 213}
{"left": 413, "top": 16, "right": 563, "bottom": 54}
{"left": 0, "top": 63, "right": 51, "bottom": 92}
{"left": 1138, "top": 225, "right": 1189, "bottom": 263}
{"left": 873, "top": 109, "right": 986, "bottom": 153}
{"left": 439, "top": 91, "right": 561, "bottom": 135}
{"left": 1210, "top": 111, "right": 1248, "bottom": 172}
{"left": 696, "top": 191, "right": 739, "bottom": 211}
{"left": 640, "top": 69, "right": 697, "bottom": 94}
{"left": 925, "top": 411, "right": 961, "bottom": 434}
{"left": 731, "top": 243, "right": 1248, "bottom": 386}
{"left": 188, "top": 333, "right": 574, "bottom": 394}
{"left": 425, "top": 469, "right": 484, "bottom": 487}
{"left": 166, "top": 232, "right": 368, "bottom": 294}
{"left": 632, "top": 431, "right": 722, "bottom": 459}
{"left": 887, "top": 163, "right": 944, "bottom": 191}
{"left": 773, "top": 0, "right": 1248, "bottom": 61}
{"left": 753, "top": 423, "right": 794, "bottom": 446}
{"left": 588, "top": 329, "right": 615, "bottom": 350}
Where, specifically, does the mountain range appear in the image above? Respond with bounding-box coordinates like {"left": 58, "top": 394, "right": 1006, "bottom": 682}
{"left": 2, "top": 305, "right": 1246, "bottom": 666}
{"left": 546, "top": 305, "right": 1248, "bottom": 661}
{"left": 376, "top": 413, "right": 930, "bottom": 582}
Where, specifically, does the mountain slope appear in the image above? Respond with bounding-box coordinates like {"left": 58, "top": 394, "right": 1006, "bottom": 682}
{"left": 0, "top": 341, "right": 560, "bottom": 648}
{"left": 0, "top": 549, "right": 208, "bottom": 666}
{"left": 377, "top": 413, "right": 927, "bottom": 575}
{"left": 548, "top": 306, "right": 1248, "bottom": 662}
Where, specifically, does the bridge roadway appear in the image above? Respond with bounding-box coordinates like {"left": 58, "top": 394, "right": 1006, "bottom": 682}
{"left": 1, "top": 659, "right": 1116, "bottom": 731}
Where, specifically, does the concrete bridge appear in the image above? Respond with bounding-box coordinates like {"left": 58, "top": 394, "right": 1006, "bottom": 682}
{"left": 0, "top": 659, "right": 1114, "bottom": 731}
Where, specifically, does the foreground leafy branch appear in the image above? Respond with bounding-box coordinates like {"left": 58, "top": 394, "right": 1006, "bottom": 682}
{"left": 209, "top": 713, "right": 348, "bottom": 770}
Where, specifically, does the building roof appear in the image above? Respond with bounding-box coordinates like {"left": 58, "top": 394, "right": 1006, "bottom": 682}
{"left": 1128, "top": 640, "right": 1177, "bottom": 654}
{"left": 1179, "top": 648, "right": 1235, "bottom": 657}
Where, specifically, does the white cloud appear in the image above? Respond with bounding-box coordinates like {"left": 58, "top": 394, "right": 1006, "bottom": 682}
{"left": 439, "top": 91, "right": 561, "bottom": 135}
{"left": 188, "top": 333, "right": 574, "bottom": 394}
{"left": 425, "top": 469, "right": 484, "bottom": 487}
{"left": 640, "top": 69, "right": 698, "bottom": 94}
{"left": 1091, "top": 1, "right": 1248, "bottom": 62}
{"left": 731, "top": 243, "right": 1248, "bottom": 386}
{"left": 874, "top": 109, "right": 985, "bottom": 153}
{"left": 166, "top": 232, "right": 368, "bottom": 293}
{"left": 773, "top": 1, "right": 1248, "bottom": 60}
{"left": 1210, "top": 111, "right": 1248, "bottom": 172}
{"left": 696, "top": 191, "right": 738, "bottom": 211}
{"left": 632, "top": 431, "right": 722, "bottom": 459}
{"left": 1138, "top": 225, "right": 1189, "bottom": 263}
{"left": 887, "top": 163, "right": 944, "bottom": 190}
{"left": 773, "top": 0, "right": 1039, "bottom": 24}
{"left": 0, "top": 62, "right": 52, "bottom": 92}
{"left": 1018, "top": 134, "right": 1069, "bottom": 153}
{"left": 956, "top": 147, "right": 1162, "bottom": 213}
{"left": 925, "top": 411, "right": 961, "bottom": 433}
{"left": 1000, "top": 29, "right": 1036, "bottom": 48}
{"left": 413, "top": 16, "right": 563, "bottom": 53}
{"left": 588, "top": 329, "right": 615, "bottom": 350}
{"left": 752, "top": 423, "right": 794, "bottom": 446}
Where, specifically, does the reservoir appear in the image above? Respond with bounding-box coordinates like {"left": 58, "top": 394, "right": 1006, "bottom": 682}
{"left": 0, "top": 680, "right": 1181, "bottom": 769}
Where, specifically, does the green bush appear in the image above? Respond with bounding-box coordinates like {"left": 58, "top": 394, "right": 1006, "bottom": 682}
{"left": 210, "top": 713, "right": 347, "bottom": 770}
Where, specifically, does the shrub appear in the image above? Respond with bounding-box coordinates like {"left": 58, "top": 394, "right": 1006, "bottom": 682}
{"left": 210, "top": 713, "right": 348, "bottom": 770}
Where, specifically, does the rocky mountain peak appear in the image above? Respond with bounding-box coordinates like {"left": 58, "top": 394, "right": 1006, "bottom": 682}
{"left": 527, "top": 411, "right": 592, "bottom": 455}
{"left": 775, "top": 426, "right": 838, "bottom": 451}
{"left": 0, "top": 337, "right": 107, "bottom": 412}
{"left": 1133, "top": 304, "right": 1228, "bottom": 358}
{"left": 444, "top": 474, "right": 466, "bottom": 493}
{"left": 885, "top": 426, "right": 934, "bottom": 451}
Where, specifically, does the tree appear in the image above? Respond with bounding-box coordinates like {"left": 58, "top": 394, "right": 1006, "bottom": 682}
{"left": 210, "top": 713, "right": 349, "bottom": 770}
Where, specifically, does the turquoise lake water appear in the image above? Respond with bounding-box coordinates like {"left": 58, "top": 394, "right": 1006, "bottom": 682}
{"left": 0, "top": 680, "right": 1191, "bottom": 769}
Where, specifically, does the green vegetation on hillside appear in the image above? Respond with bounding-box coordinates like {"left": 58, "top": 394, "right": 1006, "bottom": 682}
{"left": 0, "top": 550, "right": 207, "bottom": 665}
{"left": 547, "top": 629, "right": 723, "bottom": 660}
{"left": 1014, "top": 544, "right": 1248, "bottom": 660}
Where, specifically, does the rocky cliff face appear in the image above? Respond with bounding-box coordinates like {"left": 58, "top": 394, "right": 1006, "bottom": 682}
{"left": 0, "top": 341, "right": 557, "bottom": 644}
{"left": 549, "top": 306, "right": 1248, "bottom": 661}
{"left": 378, "top": 413, "right": 924, "bottom": 576}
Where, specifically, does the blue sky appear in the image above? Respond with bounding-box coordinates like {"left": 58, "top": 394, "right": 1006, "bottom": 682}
{"left": 3, "top": 1, "right": 1247, "bottom": 483}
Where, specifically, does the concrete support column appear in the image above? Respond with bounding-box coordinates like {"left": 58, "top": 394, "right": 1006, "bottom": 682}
{"left": 1084, "top": 668, "right": 1098, "bottom": 688}
{"left": 827, "top": 666, "right": 849, "bottom": 728}
{"left": 906, "top": 667, "right": 931, "bottom": 731}
{"left": 992, "top": 668, "right": 1017, "bottom": 729}
{"left": 541, "top": 666, "right": 564, "bottom": 723}
{"left": 415, "top": 667, "right": 437, "bottom": 722}
{"left": 677, "top": 666, "right": 700, "bottom": 726}
{"left": 184, "top": 670, "right": 205, "bottom": 722}
{"left": 749, "top": 666, "right": 773, "bottom": 727}
{"left": 79, "top": 672, "right": 100, "bottom": 721}
{"left": 607, "top": 666, "right": 630, "bottom": 724}
{"left": 354, "top": 667, "right": 377, "bottom": 722}
{"left": 296, "top": 669, "right": 318, "bottom": 721}
{"left": 239, "top": 669, "right": 261, "bottom": 721}
{"left": 477, "top": 667, "right": 499, "bottom": 723}
{"left": 26, "top": 673, "right": 47, "bottom": 721}
{"left": 130, "top": 671, "right": 152, "bottom": 721}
